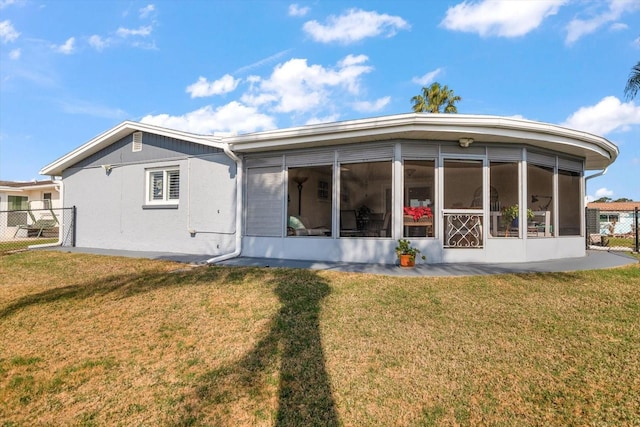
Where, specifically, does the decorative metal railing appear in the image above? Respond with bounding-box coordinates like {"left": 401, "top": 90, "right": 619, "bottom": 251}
{"left": 444, "top": 211, "right": 483, "bottom": 248}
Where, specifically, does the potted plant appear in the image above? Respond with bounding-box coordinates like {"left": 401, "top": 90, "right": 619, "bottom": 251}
{"left": 501, "top": 204, "right": 534, "bottom": 237}
{"left": 395, "top": 239, "right": 425, "bottom": 267}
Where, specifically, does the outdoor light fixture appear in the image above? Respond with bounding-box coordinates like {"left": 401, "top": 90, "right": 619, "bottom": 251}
{"left": 458, "top": 138, "right": 474, "bottom": 148}
{"left": 101, "top": 164, "right": 113, "bottom": 174}
{"left": 531, "top": 195, "right": 552, "bottom": 210}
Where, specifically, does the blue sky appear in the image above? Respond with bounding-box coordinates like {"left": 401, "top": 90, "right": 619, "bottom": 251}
{"left": 1, "top": 0, "right": 639, "bottom": 200}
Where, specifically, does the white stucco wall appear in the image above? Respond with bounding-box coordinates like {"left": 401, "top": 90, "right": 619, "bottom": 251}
{"left": 63, "top": 153, "right": 237, "bottom": 255}
{"left": 241, "top": 234, "right": 586, "bottom": 265}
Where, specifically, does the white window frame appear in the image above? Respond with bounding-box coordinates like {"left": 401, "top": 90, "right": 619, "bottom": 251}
{"left": 145, "top": 167, "right": 180, "bottom": 205}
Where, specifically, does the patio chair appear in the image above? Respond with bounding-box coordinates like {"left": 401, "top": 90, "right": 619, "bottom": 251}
{"left": 13, "top": 204, "right": 59, "bottom": 238}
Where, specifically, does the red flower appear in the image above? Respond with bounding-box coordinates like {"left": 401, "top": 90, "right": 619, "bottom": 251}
{"left": 403, "top": 206, "right": 433, "bottom": 221}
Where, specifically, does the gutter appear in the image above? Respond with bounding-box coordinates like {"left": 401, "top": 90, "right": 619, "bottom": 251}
{"left": 206, "top": 144, "right": 243, "bottom": 264}
{"left": 585, "top": 167, "right": 608, "bottom": 181}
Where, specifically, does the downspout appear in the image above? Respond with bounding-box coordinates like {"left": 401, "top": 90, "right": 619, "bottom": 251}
{"left": 29, "top": 178, "right": 64, "bottom": 249}
{"left": 206, "top": 144, "right": 243, "bottom": 264}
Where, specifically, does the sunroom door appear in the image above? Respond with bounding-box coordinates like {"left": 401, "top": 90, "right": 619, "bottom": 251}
{"left": 441, "top": 159, "right": 484, "bottom": 248}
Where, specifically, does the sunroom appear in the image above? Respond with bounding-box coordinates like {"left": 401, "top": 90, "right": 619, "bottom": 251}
{"left": 234, "top": 114, "right": 617, "bottom": 264}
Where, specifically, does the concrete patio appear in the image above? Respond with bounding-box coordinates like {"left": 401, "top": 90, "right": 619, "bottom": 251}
{"left": 41, "top": 246, "right": 638, "bottom": 277}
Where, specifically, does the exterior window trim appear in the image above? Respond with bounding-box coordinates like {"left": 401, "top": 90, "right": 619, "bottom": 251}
{"left": 145, "top": 167, "right": 180, "bottom": 205}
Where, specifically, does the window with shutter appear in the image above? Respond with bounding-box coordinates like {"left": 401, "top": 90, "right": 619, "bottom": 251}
{"left": 146, "top": 167, "right": 179, "bottom": 205}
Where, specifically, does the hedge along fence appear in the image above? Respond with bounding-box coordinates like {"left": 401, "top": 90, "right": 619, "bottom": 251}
{"left": 586, "top": 207, "right": 639, "bottom": 253}
{"left": 0, "top": 206, "right": 75, "bottom": 255}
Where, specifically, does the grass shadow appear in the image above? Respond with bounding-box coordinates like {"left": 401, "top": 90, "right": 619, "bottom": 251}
{"left": 0, "top": 263, "right": 278, "bottom": 319}
{"left": 1, "top": 261, "right": 339, "bottom": 426}
{"left": 175, "top": 268, "right": 340, "bottom": 426}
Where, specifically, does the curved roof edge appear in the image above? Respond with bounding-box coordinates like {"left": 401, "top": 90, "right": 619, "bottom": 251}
{"left": 227, "top": 113, "right": 618, "bottom": 170}
{"left": 40, "top": 113, "right": 618, "bottom": 176}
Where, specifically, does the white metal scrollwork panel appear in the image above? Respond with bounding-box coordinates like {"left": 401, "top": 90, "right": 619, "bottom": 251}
{"left": 444, "top": 213, "right": 483, "bottom": 248}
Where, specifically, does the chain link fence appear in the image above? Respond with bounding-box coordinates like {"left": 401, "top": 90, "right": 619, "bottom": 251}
{"left": 586, "top": 207, "right": 639, "bottom": 253}
{"left": 0, "top": 206, "right": 75, "bottom": 255}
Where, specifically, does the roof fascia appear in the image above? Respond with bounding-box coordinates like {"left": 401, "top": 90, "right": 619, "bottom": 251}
{"left": 227, "top": 113, "right": 618, "bottom": 169}
{"left": 0, "top": 183, "right": 56, "bottom": 191}
{"left": 40, "top": 121, "right": 224, "bottom": 176}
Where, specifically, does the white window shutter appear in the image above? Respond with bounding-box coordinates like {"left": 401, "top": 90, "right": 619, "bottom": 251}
{"left": 167, "top": 170, "right": 180, "bottom": 200}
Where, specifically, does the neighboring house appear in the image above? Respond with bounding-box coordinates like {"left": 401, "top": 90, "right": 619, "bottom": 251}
{"left": 587, "top": 202, "right": 640, "bottom": 235}
{"left": 39, "top": 113, "right": 618, "bottom": 264}
{"left": 0, "top": 180, "right": 61, "bottom": 238}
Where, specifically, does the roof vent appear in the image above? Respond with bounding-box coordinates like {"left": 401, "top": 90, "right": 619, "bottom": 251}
{"left": 132, "top": 132, "right": 143, "bottom": 152}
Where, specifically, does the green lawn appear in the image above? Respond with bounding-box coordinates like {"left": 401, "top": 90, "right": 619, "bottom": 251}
{"left": 1, "top": 251, "right": 639, "bottom": 426}
{"left": 0, "top": 238, "right": 58, "bottom": 255}
{"left": 607, "top": 236, "right": 638, "bottom": 250}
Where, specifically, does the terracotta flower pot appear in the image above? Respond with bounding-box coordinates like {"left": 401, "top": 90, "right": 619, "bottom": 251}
{"left": 399, "top": 254, "right": 415, "bottom": 267}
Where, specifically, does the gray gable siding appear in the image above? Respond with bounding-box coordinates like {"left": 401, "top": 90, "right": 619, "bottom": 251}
{"left": 71, "top": 132, "right": 221, "bottom": 170}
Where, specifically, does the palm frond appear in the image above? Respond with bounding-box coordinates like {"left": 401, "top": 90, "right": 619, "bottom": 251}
{"left": 410, "top": 82, "right": 461, "bottom": 113}
{"left": 624, "top": 61, "right": 640, "bottom": 100}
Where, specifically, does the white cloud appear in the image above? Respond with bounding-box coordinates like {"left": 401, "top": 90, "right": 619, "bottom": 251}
{"left": 353, "top": 96, "right": 391, "bottom": 113}
{"left": 57, "top": 98, "right": 127, "bottom": 119}
{"left": 303, "top": 8, "right": 409, "bottom": 44}
{"left": 0, "top": 20, "right": 20, "bottom": 43}
{"left": 9, "top": 48, "right": 20, "bottom": 59}
{"left": 305, "top": 114, "right": 340, "bottom": 125}
{"left": 289, "top": 4, "right": 309, "bottom": 17}
{"left": 412, "top": 68, "right": 442, "bottom": 86}
{"left": 139, "top": 4, "right": 155, "bottom": 18}
{"left": 565, "top": 0, "right": 640, "bottom": 45}
{"left": 508, "top": 114, "right": 527, "bottom": 120}
{"left": 140, "top": 101, "right": 276, "bottom": 134}
{"left": 186, "top": 74, "right": 240, "bottom": 98}
{"left": 586, "top": 187, "right": 615, "bottom": 203}
{"left": 88, "top": 34, "right": 109, "bottom": 51}
{"left": 565, "top": 20, "right": 600, "bottom": 45}
{"left": 234, "top": 49, "right": 292, "bottom": 74}
{"left": 116, "top": 25, "right": 152, "bottom": 38}
{"left": 242, "top": 55, "right": 374, "bottom": 113}
{"left": 634, "top": 36, "right": 640, "bottom": 47}
{"left": 0, "top": 0, "right": 18, "bottom": 10}
{"left": 610, "top": 22, "right": 628, "bottom": 31}
{"left": 595, "top": 187, "right": 614, "bottom": 198}
{"left": 561, "top": 96, "right": 640, "bottom": 135}
{"left": 53, "top": 37, "right": 75, "bottom": 54}
{"left": 441, "top": 0, "right": 565, "bottom": 37}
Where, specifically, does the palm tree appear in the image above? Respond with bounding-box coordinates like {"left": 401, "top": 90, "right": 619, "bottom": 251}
{"left": 624, "top": 60, "right": 640, "bottom": 100}
{"left": 411, "top": 82, "right": 461, "bottom": 113}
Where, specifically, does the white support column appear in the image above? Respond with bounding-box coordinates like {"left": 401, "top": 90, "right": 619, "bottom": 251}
{"left": 393, "top": 142, "right": 403, "bottom": 240}
{"left": 521, "top": 148, "right": 528, "bottom": 240}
